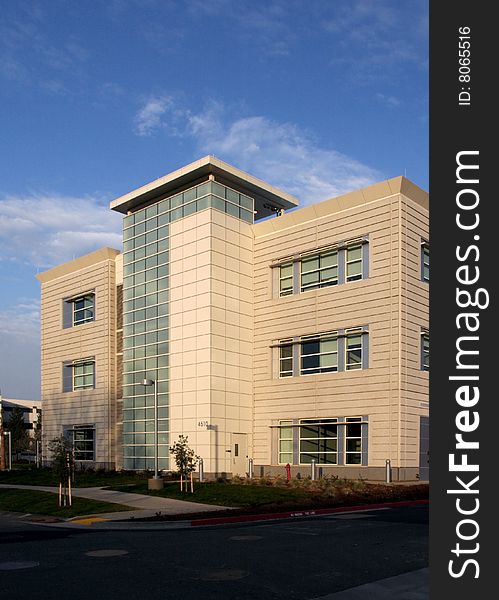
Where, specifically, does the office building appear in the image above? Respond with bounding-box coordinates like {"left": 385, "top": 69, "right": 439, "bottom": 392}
{"left": 37, "top": 156, "right": 429, "bottom": 480}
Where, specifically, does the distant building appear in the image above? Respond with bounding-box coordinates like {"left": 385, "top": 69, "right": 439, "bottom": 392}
{"left": 36, "top": 156, "right": 429, "bottom": 480}
{"left": 0, "top": 397, "right": 41, "bottom": 434}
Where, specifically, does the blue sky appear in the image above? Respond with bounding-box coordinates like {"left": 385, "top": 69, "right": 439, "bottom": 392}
{"left": 0, "top": 0, "right": 428, "bottom": 399}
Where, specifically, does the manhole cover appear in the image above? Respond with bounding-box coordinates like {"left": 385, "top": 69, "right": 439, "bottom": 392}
{"left": 201, "top": 569, "right": 249, "bottom": 581}
{"left": 0, "top": 561, "right": 39, "bottom": 571}
{"left": 85, "top": 549, "right": 129, "bottom": 557}
{"left": 229, "top": 535, "right": 263, "bottom": 541}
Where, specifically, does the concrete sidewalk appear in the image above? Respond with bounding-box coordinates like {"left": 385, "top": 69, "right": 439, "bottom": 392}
{"left": 314, "top": 568, "right": 429, "bottom": 599}
{"left": 0, "top": 483, "right": 227, "bottom": 521}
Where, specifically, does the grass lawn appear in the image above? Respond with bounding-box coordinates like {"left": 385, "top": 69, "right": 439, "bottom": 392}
{"left": 108, "top": 481, "right": 310, "bottom": 508}
{"left": 105, "top": 479, "right": 428, "bottom": 522}
{"left": 0, "top": 488, "right": 133, "bottom": 518}
{"left": 0, "top": 468, "right": 428, "bottom": 519}
{"left": 0, "top": 467, "right": 147, "bottom": 488}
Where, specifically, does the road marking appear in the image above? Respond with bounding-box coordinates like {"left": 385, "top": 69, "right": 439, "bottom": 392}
{"left": 229, "top": 535, "right": 263, "bottom": 541}
{"left": 201, "top": 568, "right": 249, "bottom": 581}
{"left": 324, "top": 508, "right": 391, "bottom": 519}
{"left": 329, "top": 514, "right": 372, "bottom": 520}
{"left": 0, "top": 561, "right": 39, "bottom": 570}
{"left": 278, "top": 528, "right": 320, "bottom": 535}
{"left": 71, "top": 517, "right": 108, "bottom": 525}
{"left": 85, "top": 549, "right": 129, "bottom": 557}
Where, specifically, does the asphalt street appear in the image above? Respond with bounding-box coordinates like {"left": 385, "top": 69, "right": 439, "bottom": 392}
{"left": 0, "top": 505, "right": 428, "bottom": 600}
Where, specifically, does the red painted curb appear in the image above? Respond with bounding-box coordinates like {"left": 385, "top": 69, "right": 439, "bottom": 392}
{"left": 190, "top": 499, "right": 429, "bottom": 527}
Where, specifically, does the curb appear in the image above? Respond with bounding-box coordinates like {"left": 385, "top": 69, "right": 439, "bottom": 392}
{"left": 23, "top": 499, "right": 428, "bottom": 531}
{"left": 189, "top": 499, "right": 429, "bottom": 527}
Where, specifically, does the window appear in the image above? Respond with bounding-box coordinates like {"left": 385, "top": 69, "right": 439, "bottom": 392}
{"left": 299, "top": 419, "right": 338, "bottom": 465}
{"left": 277, "top": 417, "right": 368, "bottom": 466}
{"left": 421, "top": 242, "right": 429, "bottom": 282}
{"left": 73, "top": 294, "right": 94, "bottom": 325}
{"left": 63, "top": 293, "right": 95, "bottom": 328}
{"left": 345, "top": 417, "right": 362, "bottom": 464}
{"left": 63, "top": 359, "right": 95, "bottom": 392}
{"left": 73, "top": 361, "right": 95, "bottom": 390}
{"left": 276, "top": 239, "right": 368, "bottom": 298}
{"left": 279, "top": 340, "right": 294, "bottom": 377}
{"left": 345, "top": 331, "right": 363, "bottom": 370}
{"left": 279, "top": 262, "right": 293, "bottom": 297}
{"left": 346, "top": 245, "right": 363, "bottom": 282}
{"left": 421, "top": 332, "right": 429, "bottom": 371}
{"left": 67, "top": 426, "right": 95, "bottom": 461}
{"left": 278, "top": 421, "right": 293, "bottom": 464}
{"left": 277, "top": 327, "right": 367, "bottom": 378}
{"left": 300, "top": 250, "right": 338, "bottom": 292}
{"left": 300, "top": 333, "right": 338, "bottom": 375}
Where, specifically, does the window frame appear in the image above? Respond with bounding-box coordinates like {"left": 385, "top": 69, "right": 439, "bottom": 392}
{"left": 300, "top": 333, "right": 339, "bottom": 375}
{"left": 345, "top": 330, "right": 363, "bottom": 371}
{"left": 298, "top": 418, "right": 338, "bottom": 465}
{"left": 279, "top": 340, "right": 294, "bottom": 378}
{"left": 63, "top": 358, "right": 95, "bottom": 392}
{"left": 275, "top": 416, "right": 368, "bottom": 466}
{"left": 345, "top": 244, "right": 363, "bottom": 282}
{"left": 421, "top": 241, "right": 429, "bottom": 282}
{"left": 345, "top": 417, "right": 362, "bottom": 464}
{"left": 300, "top": 250, "right": 339, "bottom": 292}
{"left": 278, "top": 420, "right": 294, "bottom": 464}
{"left": 63, "top": 292, "right": 95, "bottom": 328}
{"left": 276, "top": 239, "right": 368, "bottom": 298}
{"left": 276, "top": 327, "right": 367, "bottom": 378}
{"left": 72, "top": 294, "right": 95, "bottom": 326}
{"left": 66, "top": 425, "right": 96, "bottom": 461}
{"left": 279, "top": 262, "right": 294, "bottom": 297}
{"left": 421, "top": 331, "right": 429, "bottom": 371}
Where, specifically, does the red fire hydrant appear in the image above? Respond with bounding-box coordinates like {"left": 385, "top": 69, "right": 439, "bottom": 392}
{"left": 285, "top": 463, "right": 291, "bottom": 481}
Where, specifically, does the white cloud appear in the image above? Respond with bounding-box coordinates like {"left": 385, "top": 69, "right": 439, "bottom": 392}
{"left": 0, "top": 299, "right": 39, "bottom": 340}
{"left": 324, "top": 0, "right": 427, "bottom": 78}
{"left": 134, "top": 95, "right": 173, "bottom": 136}
{"left": 133, "top": 98, "right": 382, "bottom": 203}
{"left": 0, "top": 300, "right": 40, "bottom": 399}
{"left": 376, "top": 93, "right": 401, "bottom": 108}
{"left": 0, "top": 193, "right": 122, "bottom": 269}
{"left": 191, "top": 111, "right": 381, "bottom": 202}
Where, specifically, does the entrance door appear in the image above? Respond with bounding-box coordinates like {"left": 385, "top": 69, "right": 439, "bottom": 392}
{"left": 232, "top": 433, "right": 247, "bottom": 476}
{"left": 419, "top": 416, "right": 429, "bottom": 481}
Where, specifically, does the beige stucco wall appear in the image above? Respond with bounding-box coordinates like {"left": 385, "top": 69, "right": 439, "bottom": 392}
{"left": 37, "top": 248, "right": 120, "bottom": 467}
{"left": 398, "top": 194, "right": 429, "bottom": 470}
{"left": 251, "top": 180, "right": 428, "bottom": 476}
{"left": 168, "top": 208, "right": 253, "bottom": 475}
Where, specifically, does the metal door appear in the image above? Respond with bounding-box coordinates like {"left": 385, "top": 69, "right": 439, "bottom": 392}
{"left": 419, "top": 416, "right": 429, "bottom": 481}
{"left": 232, "top": 433, "right": 247, "bottom": 476}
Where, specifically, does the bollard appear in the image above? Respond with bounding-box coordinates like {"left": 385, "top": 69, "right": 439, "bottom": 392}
{"left": 199, "top": 458, "right": 204, "bottom": 483}
{"left": 385, "top": 459, "right": 392, "bottom": 483}
{"left": 311, "top": 459, "right": 316, "bottom": 481}
{"left": 248, "top": 458, "right": 254, "bottom": 479}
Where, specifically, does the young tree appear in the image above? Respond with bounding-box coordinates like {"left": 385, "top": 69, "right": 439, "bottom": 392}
{"left": 169, "top": 435, "right": 200, "bottom": 492}
{"left": 48, "top": 435, "right": 74, "bottom": 506}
